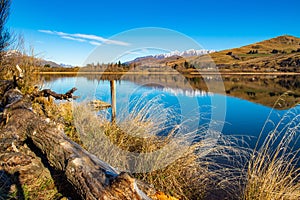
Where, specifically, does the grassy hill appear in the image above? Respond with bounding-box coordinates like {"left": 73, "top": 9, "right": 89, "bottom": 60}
{"left": 189, "top": 35, "right": 300, "bottom": 72}
{"left": 211, "top": 35, "right": 300, "bottom": 63}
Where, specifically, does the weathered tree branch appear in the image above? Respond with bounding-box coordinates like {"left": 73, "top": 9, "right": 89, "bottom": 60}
{"left": 0, "top": 84, "right": 154, "bottom": 200}
{"left": 33, "top": 87, "right": 78, "bottom": 100}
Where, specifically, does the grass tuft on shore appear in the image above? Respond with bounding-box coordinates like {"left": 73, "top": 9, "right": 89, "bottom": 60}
{"left": 73, "top": 96, "right": 243, "bottom": 199}
{"left": 244, "top": 94, "right": 300, "bottom": 200}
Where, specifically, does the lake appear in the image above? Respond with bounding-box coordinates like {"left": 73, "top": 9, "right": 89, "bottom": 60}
{"left": 41, "top": 74, "right": 300, "bottom": 150}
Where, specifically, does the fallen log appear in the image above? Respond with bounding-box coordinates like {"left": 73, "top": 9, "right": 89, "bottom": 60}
{"left": 0, "top": 86, "right": 153, "bottom": 200}
{"left": 32, "top": 86, "right": 78, "bottom": 100}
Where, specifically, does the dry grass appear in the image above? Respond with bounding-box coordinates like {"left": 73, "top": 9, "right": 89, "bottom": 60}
{"left": 32, "top": 98, "right": 83, "bottom": 145}
{"left": 207, "top": 35, "right": 300, "bottom": 65}
{"left": 244, "top": 93, "right": 300, "bottom": 200}
{"left": 0, "top": 51, "right": 42, "bottom": 94}
{"left": 73, "top": 96, "right": 244, "bottom": 199}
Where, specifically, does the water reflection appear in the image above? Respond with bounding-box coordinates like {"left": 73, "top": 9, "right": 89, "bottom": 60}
{"left": 41, "top": 74, "right": 300, "bottom": 109}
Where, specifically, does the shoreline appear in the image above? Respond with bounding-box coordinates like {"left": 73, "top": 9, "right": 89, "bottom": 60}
{"left": 35, "top": 71, "right": 300, "bottom": 75}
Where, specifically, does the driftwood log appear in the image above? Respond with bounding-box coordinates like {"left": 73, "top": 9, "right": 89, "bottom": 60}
{"left": 32, "top": 86, "right": 78, "bottom": 100}
{"left": 0, "top": 80, "right": 155, "bottom": 200}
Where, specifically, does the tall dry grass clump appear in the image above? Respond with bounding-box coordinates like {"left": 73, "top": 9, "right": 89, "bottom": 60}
{"left": 244, "top": 94, "right": 300, "bottom": 200}
{"left": 73, "top": 96, "right": 243, "bottom": 199}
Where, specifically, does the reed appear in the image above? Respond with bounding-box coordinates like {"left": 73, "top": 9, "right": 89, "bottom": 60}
{"left": 74, "top": 95, "right": 243, "bottom": 199}
{"left": 244, "top": 93, "right": 300, "bottom": 200}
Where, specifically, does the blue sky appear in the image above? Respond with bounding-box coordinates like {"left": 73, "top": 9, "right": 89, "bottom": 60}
{"left": 7, "top": 0, "right": 300, "bottom": 66}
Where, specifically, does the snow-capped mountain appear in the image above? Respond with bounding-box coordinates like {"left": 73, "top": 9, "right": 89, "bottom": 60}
{"left": 60, "top": 63, "right": 75, "bottom": 68}
{"left": 125, "top": 49, "right": 215, "bottom": 66}
{"left": 154, "top": 49, "right": 215, "bottom": 59}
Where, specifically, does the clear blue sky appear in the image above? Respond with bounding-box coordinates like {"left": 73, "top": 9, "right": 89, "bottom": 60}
{"left": 7, "top": 0, "right": 300, "bottom": 66}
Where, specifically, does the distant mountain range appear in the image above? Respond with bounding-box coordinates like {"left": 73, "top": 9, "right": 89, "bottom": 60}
{"left": 126, "top": 49, "right": 215, "bottom": 67}
{"left": 59, "top": 63, "right": 74, "bottom": 68}
{"left": 127, "top": 35, "right": 300, "bottom": 72}
{"left": 153, "top": 49, "right": 215, "bottom": 59}
{"left": 4, "top": 50, "right": 74, "bottom": 68}
{"left": 37, "top": 59, "right": 75, "bottom": 68}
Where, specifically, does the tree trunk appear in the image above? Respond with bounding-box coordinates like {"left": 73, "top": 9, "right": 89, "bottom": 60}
{"left": 0, "top": 84, "right": 153, "bottom": 200}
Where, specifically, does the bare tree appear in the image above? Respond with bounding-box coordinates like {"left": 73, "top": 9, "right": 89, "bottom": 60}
{"left": 0, "top": 0, "right": 11, "bottom": 57}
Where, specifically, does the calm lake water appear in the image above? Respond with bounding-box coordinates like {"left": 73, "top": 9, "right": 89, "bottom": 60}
{"left": 41, "top": 74, "right": 300, "bottom": 149}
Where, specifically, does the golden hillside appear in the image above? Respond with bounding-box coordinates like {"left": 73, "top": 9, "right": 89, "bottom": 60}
{"left": 188, "top": 35, "right": 300, "bottom": 72}
{"left": 210, "top": 35, "right": 300, "bottom": 63}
